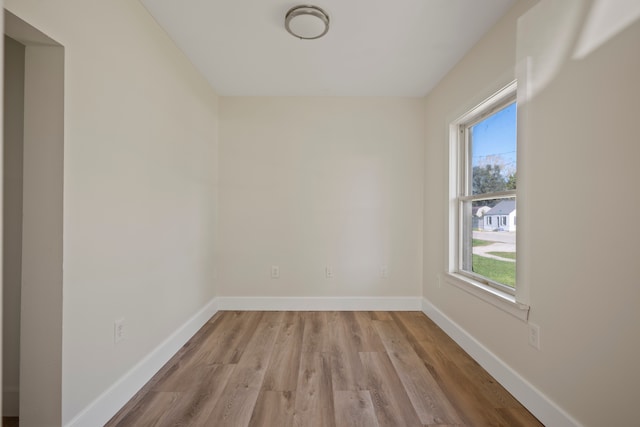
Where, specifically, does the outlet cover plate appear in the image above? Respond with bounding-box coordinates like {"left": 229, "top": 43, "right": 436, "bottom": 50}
{"left": 114, "top": 318, "right": 126, "bottom": 344}
{"left": 528, "top": 323, "right": 540, "bottom": 350}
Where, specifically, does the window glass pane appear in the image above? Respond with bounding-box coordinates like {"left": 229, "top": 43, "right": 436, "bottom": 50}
{"left": 463, "top": 198, "right": 516, "bottom": 289}
{"left": 470, "top": 103, "right": 517, "bottom": 195}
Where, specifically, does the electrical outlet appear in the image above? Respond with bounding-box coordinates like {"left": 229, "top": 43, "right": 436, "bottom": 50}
{"left": 325, "top": 267, "right": 333, "bottom": 279}
{"left": 114, "top": 318, "right": 126, "bottom": 344}
{"left": 528, "top": 323, "right": 540, "bottom": 350}
{"left": 436, "top": 274, "right": 442, "bottom": 288}
{"left": 381, "top": 266, "right": 388, "bottom": 278}
{"left": 271, "top": 265, "right": 280, "bottom": 279}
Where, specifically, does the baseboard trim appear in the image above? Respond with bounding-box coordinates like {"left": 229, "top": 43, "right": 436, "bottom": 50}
{"left": 421, "top": 298, "right": 582, "bottom": 427}
{"left": 217, "top": 296, "right": 422, "bottom": 311}
{"left": 2, "top": 387, "right": 19, "bottom": 417}
{"left": 64, "top": 297, "right": 219, "bottom": 427}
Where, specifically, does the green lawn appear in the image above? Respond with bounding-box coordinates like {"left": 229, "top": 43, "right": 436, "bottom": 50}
{"left": 472, "top": 255, "right": 515, "bottom": 288}
{"left": 472, "top": 239, "right": 493, "bottom": 247}
{"left": 487, "top": 251, "right": 516, "bottom": 260}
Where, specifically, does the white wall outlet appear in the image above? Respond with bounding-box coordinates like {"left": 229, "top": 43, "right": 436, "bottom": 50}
{"left": 271, "top": 265, "right": 280, "bottom": 279}
{"left": 325, "top": 266, "right": 333, "bottom": 279}
{"left": 381, "top": 266, "right": 388, "bottom": 278}
{"left": 528, "top": 323, "right": 541, "bottom": 350}
{"left": 437, "top": 274, "right": 442, "bottom": 288}
{"left": 114, "top": 318, "right": 126, "bottom": 344}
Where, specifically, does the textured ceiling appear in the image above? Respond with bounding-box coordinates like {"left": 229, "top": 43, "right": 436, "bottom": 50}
{"left": 140, "top": 0, "right": 516, "bottom": 96}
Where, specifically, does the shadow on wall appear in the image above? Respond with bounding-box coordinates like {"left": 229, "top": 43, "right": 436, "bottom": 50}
{"left": 517, "top": 0, "right": 640, "bottom": 101}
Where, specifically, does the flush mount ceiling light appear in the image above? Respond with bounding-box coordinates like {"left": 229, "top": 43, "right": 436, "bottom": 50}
{"left": 285, "top": 5, "right": 330, "bottom": 40}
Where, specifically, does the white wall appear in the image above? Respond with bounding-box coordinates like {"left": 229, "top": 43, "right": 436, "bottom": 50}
{"left": 219, "top": 97, "right": 424, "bottom": 301}
{"left": 4, "top": 0, "right": 220, "bottom": 424}
{"left": 21, "top": 41, "right": 64, "bottom": 427}
{"left": 423, "top": 0, "right": 640, "bottom": 425}
{"left": 2, "top": 34, "right": 24, "bottom": 418}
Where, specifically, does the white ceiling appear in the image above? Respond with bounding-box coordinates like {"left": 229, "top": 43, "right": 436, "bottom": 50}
{"left": 140, "top": 0, "right": 516, "bottom": 97}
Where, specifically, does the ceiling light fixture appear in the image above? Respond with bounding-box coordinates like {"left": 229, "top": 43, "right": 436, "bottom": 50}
{"left": 285, "top": 5, "right": 330, "bottom": 40}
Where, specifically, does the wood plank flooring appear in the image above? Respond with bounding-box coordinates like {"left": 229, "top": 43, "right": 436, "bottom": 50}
{"left": 106, "top": 311, "right": 543, "bottom": 427}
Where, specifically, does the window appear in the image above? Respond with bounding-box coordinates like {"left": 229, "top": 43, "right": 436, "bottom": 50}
{"left": 450, "top": 82, "right": 517, "bottom": 295}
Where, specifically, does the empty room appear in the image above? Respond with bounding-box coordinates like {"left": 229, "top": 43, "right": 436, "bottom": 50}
{"left": 2, "top": 0, "right": 639, "bottom": 426}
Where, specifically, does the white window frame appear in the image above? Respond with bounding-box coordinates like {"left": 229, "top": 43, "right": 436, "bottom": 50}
{"left": 446, "top": 81, "right": 529, "bottom": 321}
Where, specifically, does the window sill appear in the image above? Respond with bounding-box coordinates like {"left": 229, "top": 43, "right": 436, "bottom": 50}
{"left": 444, "top": 273, "right": 530, "bottom": 322}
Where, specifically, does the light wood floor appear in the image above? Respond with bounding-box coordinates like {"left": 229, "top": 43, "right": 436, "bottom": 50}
{"left": 106, "top": 311, "right": 542, "bottom": 426}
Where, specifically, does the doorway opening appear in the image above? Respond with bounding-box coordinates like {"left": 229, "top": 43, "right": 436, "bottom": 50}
{"left": 3, "top": 10, "right": 64, "bottom": 426}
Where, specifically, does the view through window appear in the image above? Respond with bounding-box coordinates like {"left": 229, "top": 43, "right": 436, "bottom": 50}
{"left": 460, "top": 100, "right": 517, "bottom": 291}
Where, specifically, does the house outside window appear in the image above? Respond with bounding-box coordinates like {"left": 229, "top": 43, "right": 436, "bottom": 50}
{"left": 450, "top": 82, "right": 517, "bottom": 293}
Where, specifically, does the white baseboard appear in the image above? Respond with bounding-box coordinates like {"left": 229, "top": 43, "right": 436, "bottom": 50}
{"left": 3, "top": 387, "right": 19, "bottom": 417}
{"left": 421, "top": 298, "right": 582, "bottom": 427}
{"left": 64, "top": 297, "right": 219, "bottom": 427}
{"left": 217, "top": 296, "right": 422, "bottom": 311}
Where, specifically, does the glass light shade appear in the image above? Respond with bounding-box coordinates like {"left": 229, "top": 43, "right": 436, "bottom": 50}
{"left": 285, "top": 6, "right": 330, "bottom": 40}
